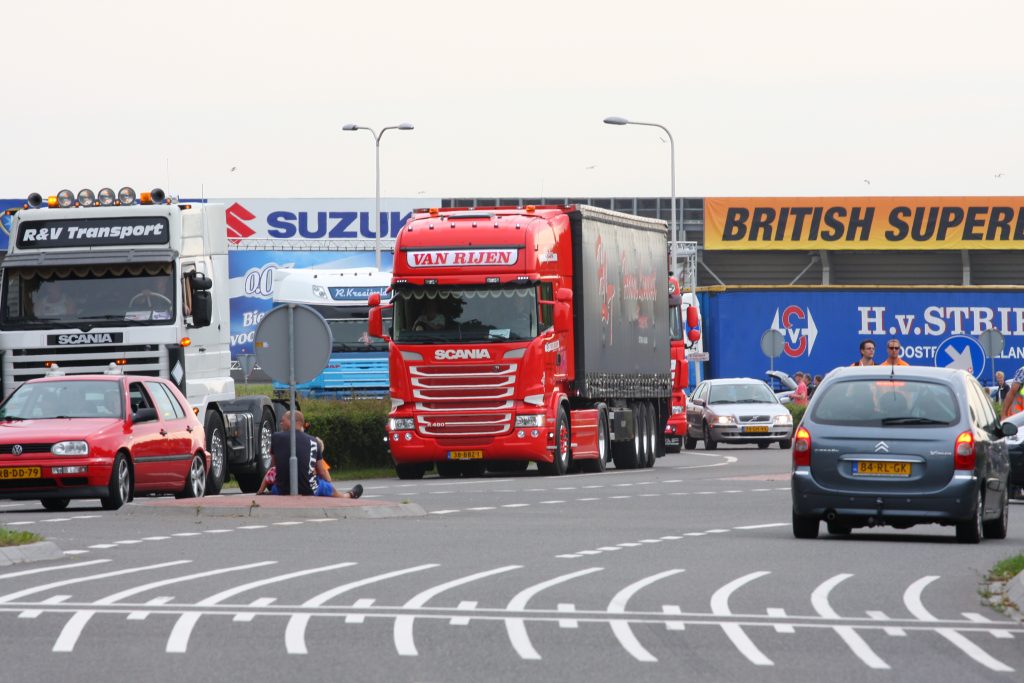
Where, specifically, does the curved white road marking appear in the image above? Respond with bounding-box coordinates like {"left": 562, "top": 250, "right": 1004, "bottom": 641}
{"left": 903, "top": 575, "right": 1013, "bottom": 672}
{"left": 711, "top": 571, "right": 773, "bottom": 666}
{"left": 607, "top": 569, "right": 685, "bottom": 663}
{"left": 810, "top": 573, "right": 889, "bottom": 670}
{"left": 285, "top": 564, "right": 438, "bottom": 654}
{"left": 674, "top": 454, "right": 739, "bottom": 470}
{"left": 166, "top": 562, "right": 355, "bottom": 653}
{"left": 53, "top": 561, "right": 275, "bottom": 653}
{"left": 394, "top": 565, "right": 521, "bottom": 656}
{"left": 504, "top": 567, "right": 604, "bottom": 660}
{"left": 0, "top": 559, "right": 110, "bottom": 581}
{"left": 0, "top": 560, "right": 189, "bottom": 604}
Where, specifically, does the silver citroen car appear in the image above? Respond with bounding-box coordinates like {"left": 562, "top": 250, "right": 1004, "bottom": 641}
{"left": 791, "top": 366, "right": 1015, "bottom": 543}
{"left": 684, "top": 378, "right": 794, "bottom": 449}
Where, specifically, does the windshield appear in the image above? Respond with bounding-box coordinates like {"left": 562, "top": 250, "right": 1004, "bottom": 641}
{"left": 1, "top": 263, "right": 175, "bottom": 329}
{"left": 708, "top": 382, "right": 778, "bottom": 404}
{"left": 669, "top": 303, "right": 684, "bottom": 341}
{"left": 0, "top": 380, "right": 123, "bottom": 420}
{"left": 810, "top": 379, "right": 959, "bottom": 426}
{"left": 392, "top": 286, "right": 538, "bottom": 343}
{"left": 301, "top": 305, "right": 388, "bottom": 353}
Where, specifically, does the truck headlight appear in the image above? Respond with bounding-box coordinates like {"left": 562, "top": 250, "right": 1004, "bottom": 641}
{"left": 312, "top": 285, "right": 328, "bottom": 300}
{"left": 715, "top": 415, "right": 736, "bottom": 425}
{"left": 388, "top": 417, "right": 414, "bottom": 431}
{"left": 52, "top": 441, "right": 89, "bottom": 456}
{"left": 515, "top": 414, "right": 545, "bottom": 428}
{"left": 774, "top": 414, "right": 793, "bottom": 425}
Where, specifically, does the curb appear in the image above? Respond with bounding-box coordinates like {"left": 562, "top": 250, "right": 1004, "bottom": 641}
{"left": 1006, "top": 572, "right": 1024, "bottom": 621}
{"left": 0, "top": 541, "right": 65, "bottom": 567}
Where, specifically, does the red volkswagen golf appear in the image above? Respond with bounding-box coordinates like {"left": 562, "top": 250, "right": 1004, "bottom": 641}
{"left": 0, "top": 373, "right": 208, "bottom": 510}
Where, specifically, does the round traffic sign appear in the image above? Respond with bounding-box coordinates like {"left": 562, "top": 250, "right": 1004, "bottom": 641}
{"left": 254, "top": 304, "right": 333, "bottom": 384}
{"left": 760, "top": 329, "right": 785, "bottom": 359}
{"left": 979, "top": 328, "right": 1005, "bottom": 358}
{"left": 934, "top": 335, "right": 986, "bottom": 378}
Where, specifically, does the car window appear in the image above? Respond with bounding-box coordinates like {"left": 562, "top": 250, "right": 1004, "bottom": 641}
{"left": 966, "top": 378, "right": 998, "bottom": 431}
{"left": 128, "top": 382, "right": 156, "bottom": 415}
{"left": 693, "top": 383, "right": 707, "bottom": 402}
{"left": 708, "top": 382, "right": 777, "bottom": 405}
{"left": 145, "top": 381, "right": 182, "bottom": 421}
{"left": 0, "top": 380, "right": 121, "bottom": 419}
{"left": 810, "top": 378, "right": 959, "bottom": 426}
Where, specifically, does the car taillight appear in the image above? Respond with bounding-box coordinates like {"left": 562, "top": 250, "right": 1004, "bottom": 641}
{"left": 954, "top": 431, "right": 975, "bottom": 470}
{"left": 793, "top": 426, "right": 811, "bottom": 467}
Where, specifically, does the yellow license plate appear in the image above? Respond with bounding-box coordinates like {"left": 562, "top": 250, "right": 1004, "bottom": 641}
{"left": 0, "top": 466, "right": 41, "bottom": 480}
{"left": 448, "top": 450, "right": 484, "bottom": 460}
{"left": 744, "top": 426, "right": 770, "bottom": 433}
{"left": 853, "top": 461, "right": 911, "bottom": 477}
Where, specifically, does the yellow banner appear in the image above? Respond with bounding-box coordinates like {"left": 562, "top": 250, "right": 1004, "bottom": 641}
{"left": 704, "top": 197, "right": 1024, "bottom": 250}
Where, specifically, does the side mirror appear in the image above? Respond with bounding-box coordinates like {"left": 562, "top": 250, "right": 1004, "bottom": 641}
{"left": 368, "top": 292, "right": 381, "bottom": 307}
{"left": 133, "top": 407, "right": 158, "bottom": 423}
{"left": 554, "top": 302, "right": 571, "bottom": 335}
{"left": 188, "top": 272, "right": 212, "bottom": 291}
{"left": 369, "top": 304, "right": 391, "bottom": 340}
{"left": 191, "top": 291, "right": 212, "bottom": 328}
{"left": 1000, "top": 421, "right": 1018, "bottom": 437}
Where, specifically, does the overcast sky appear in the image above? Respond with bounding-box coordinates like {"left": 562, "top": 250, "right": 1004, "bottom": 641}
{"left": 5, "top": 1, "right": 1022, "bottom": 200}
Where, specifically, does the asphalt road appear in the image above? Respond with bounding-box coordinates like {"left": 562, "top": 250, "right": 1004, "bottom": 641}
{"left": 1, "top": 446, "right": 1022, "bottom": 683}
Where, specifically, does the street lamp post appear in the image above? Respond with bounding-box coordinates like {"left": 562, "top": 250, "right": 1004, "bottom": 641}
{"left": 342, "top": 122, "right": 415, "bottom": 270}
{"left": 603, "top": 116, "right": 677, "bottom": 272}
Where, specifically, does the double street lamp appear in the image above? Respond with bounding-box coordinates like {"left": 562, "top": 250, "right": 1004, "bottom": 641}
{"left": 342, "top": 122, "right": 415, "bottom": 270}
{"left": 603, "top": 116, "right": 678, "bottom": 271}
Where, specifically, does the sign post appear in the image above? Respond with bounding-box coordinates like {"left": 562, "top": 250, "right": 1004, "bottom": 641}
{"left": 254, "top": 304, "right": 332, "bottom": 495}
{"left": 979, "top": 328, "right": 1005, "bottom": 399}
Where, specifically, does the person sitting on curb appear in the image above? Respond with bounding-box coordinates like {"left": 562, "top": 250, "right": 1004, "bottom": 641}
{"left": 257, "top": 410, "right": 362, "bottom": 499}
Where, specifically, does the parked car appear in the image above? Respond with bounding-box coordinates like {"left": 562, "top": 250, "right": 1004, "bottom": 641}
{"left": 999, "top": 409, "right": 1024, "bottom": 500}
{"left": 791, "top": 366, "right": 1015, "bottom": 543}
{"left": 684, "top": 378, "right": 794, "bottom": 450}
{"left": 0, "top": 372, "right": 208, "bottom": 510}
{"left": 765, "top": 370, "right": 796, "bottom": 404}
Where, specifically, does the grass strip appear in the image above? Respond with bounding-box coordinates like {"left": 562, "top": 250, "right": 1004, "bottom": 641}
{"left": 0, "top": 527, "right": 43, "bottom": 547}
{"left": 989, "top": 553, "right": 1024, "bottom": 582}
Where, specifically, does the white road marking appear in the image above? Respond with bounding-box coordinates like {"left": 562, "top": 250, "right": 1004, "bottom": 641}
{"left": 128, "top": 596, "right": 174, "bottom": 620}
{"left": 0, "top": 559, "right": 110, "bottom": 581}
{"left": 41, "top": 517, "right": 72, "bottom": 523}
{"left": 662, "top": 605, "right": 686, "bottom": 631}
{"left": 5, "top": 521, "right": 34, "bottom": 526}
{"left": 273, "top": 521, "right": 304, "bottom": 526}
{"left": 904, "top": 576, "right": 1013, "bottom": 672}
{"left": 505, "top": 567, "right": 603, "bottom": 660}
{"left": 19, "top": 594, "right": 70, "bottom": 619}
{"left": 53, "top": 561, "right": 275, "bottom": 652}
{"left": 450, "top": 601, "right": 478, "bottom": 626}
{"left": 62, "top": 550, "right": 88, "bottom": 556}
{"left": 766, "top": 608, "right": 793, "bottom": 633}
{"left": 172, "top": 533, "right": 202, "bottom": 537}
{"left": 579, "top": 497, "right": 600, "bottom": 501}
{"left": 502, "top": 504, "right": 530, "bottom": 508}
{"left": 70, "top": 515, "right": 102, "bottom": 520}
{"left": 867, "top": 610, "right": 905, "bottom": 636}
{"left": 811, "top": 573, "right": 889, "bottom": 669}
{"left": 115, "top": 540, "right": 142, "bottom": 545}
{"left": 166, "top": 562, "right": 355, "bottom": 653}
{"left": 394, "top": 565, "right": 520, "bottom": 657}
{"left": 429, "top": 510, "right": 459, "bottom": 515}
{"left": 711, "top": 571, "right": 773, "bottom": 666}
{"left": 345, "top": 599, "right": 377, "bottom": 624}
{"left": 236, "top": 525, "right": 266, "bottom": 530}
{"left": 142, "top": 536, "right": 171, "bottom": 541}
{"left": 608, "top": 569, "right": 685, "bottom": 662}
{"left": 466, "top": 507, "right": 496, "bottom": 511}
{"left": 734, "top": 523, "right": 787, "bottom": 530}
{"left": 234, "top": 597, "right": 277, "bottom": 622}
{"left": 596, "top": 547, "right": 621, "bottom": 552}
{"left": 557, "top": 603, "right": 578, "bottom": 628}
{"left": 660, "top": 536, "right": 684, "bottom": 540}
{"left": 0, "top": 560, "right": 189, "bottom": 604}
{"left": 539, "top": 500, "right": 565, "bottom": 505}
{"left": 965, "top": 613, "right": 1016, "bottom": 638}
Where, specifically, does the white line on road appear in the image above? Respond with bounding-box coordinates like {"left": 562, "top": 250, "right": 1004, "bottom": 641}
{"left": 505, "top": 567, "right": 603, "bottom": 660}
{"left": 811, "top": 573, "right": 889, "bottom": 670}
{"left": 711, "top": 571, "right": 773, "bottom": 666}
{"left": 0, "top": 560, "right": 191, "bottom": 605}
{"left": 733, "top": 523, "right": 788, "bottom": 530}
{"left": 608, "top": 569, "right": 685, "bottom": 662}
{"left": 0, "top": 559, "right": 110, "bottom": 581}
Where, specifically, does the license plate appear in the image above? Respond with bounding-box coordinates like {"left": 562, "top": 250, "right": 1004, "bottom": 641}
{"left": 0, "top": 466, "right": 41, "bottom": 480}
{"left": 743, "top": 425, "right": 770, "bottom": 433}
{"left": 853, "top": 461, "right": 911, "bottom": 477}
{"left": 665, "top": 436, "right": 681, "bottom": 445}
{"left": 448, "top": 450, "right": 484, "bottom": 460}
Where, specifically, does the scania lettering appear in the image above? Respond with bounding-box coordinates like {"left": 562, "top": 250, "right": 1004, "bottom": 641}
{"left": 0, "top": 187, "right": 281, "bottom": 496}
{"left": 270, "top": 267, "right": 390, "bottom": 396}
{"left": 369, "top": 205, "right": 671, "bottom": 479}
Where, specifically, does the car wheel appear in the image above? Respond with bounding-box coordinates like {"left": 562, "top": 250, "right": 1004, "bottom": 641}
{"left": 395, "top": 464, "right": 426, "bottom": 480}
{"left": 792, "top": 510, "right": 819, "bottom": 539}
{"left": 982, "top": 487, "right": 1009, "bottom": 540}
{"left": 955, "top": 488, "right": 984, "bottom": 544}
{"left": 779, "top": 439, "right": 793, "bottom": 449}
{"left": 580, "top": 405, "right": 609, "bottom": 473}
{"left": 539, "top": 407, "right": 570, "bottom": 476}
{"left": 176, "top": 454, "right": 207, "bottom": 499}
{"left": 101, "top": 453, "right": 131, "bottom": 511}
{"left": 758, "top": 441, "right": 770, "bottom": 449}
{"left": 683, "top": 432, "right": 697, "bottom": 450}
{"left": 703, "top": 422, "right": 718, "bottom": 450}
{"left": 236, "top": 408, "right": 275, "bottom": 493}
{"left": 826, "top": 520, "right": 852, "bottom": 536}
{"left": 204, "top": 410, "right": 226, "bottom": 495}
{"left": 40, "top": 498, "right": 70, "bottom": 511}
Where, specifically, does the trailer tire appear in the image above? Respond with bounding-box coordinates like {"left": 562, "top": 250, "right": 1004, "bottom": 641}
{"left": 612, "top": 407, "right": 642, "bottom": 470}
{"left": 539, "top": 407, "right": 570, "bottom": 476}
{"left": 236, "top": 408, "right": 275, "bottom": 493}
{"left": 580, "top": 405, "right": 610, "bottom": 473}
{"left": 643, "top": 402, "right": 657, "bottom": 468}
{"left": 204, "top": 411, "right": 226, "bottom": 495}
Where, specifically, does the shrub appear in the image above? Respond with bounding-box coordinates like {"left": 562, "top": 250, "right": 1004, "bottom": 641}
{"left": 300, "top": 397, "right": 391, "bottom": 470}
{"left": 786, "top": 402, "right": 806, "bottom": 425}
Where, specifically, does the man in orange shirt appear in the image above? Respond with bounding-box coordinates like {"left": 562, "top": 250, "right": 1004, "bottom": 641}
{"left": 879, "top": 339, "right": 909, "bottom": 366}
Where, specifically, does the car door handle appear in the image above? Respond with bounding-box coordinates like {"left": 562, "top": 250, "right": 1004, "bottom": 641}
{"left": 160, "top": 429, "right": 168, "bottom": 437}
{"left": 186, "top": 426, "right": 193, "bottom": 433}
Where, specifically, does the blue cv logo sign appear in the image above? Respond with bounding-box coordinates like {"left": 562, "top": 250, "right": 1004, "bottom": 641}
{"left": 934, "top": 335, "right": 986, "bottom": 378}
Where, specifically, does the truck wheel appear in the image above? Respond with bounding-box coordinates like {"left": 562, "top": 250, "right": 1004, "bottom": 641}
{"left": 395, "top": 464, "right": 425, "bottom": 480}
{"left": 633, "top": 403, "right": 649, "bottom": 468}
{"left": 101, "top": 453, "right": 131, "bottom": 510}
{"left": 612, "top": 406, "right": 642, "bottom": 469}
{"left": 702, "top": 422, "right": 718, "bottom": 450}
{"left": 644, "top": 402, "right": 658, "bottom": 467}
{"left": 176, "top": 454, "right": 207, "bottom": 499}
{"left": 236, "top": 408, "right": 275, "bottom": 493}
{"left": 580, "top": 405, "right": 609, "bottom": 473}
{"left": 540, "top": 408, "right": 570, "bottom": 476}
{"left": 204, "top": 410, "right": 226, "bottom": 495}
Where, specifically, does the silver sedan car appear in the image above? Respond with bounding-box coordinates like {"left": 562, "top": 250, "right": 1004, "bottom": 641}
{"left": 684, "top": 378, "right": 794, "bottom": 449}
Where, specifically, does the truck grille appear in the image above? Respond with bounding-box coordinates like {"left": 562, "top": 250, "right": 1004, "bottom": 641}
{"left": 3, "top": 344, "right": 167, "bottom": 394}
{"left": 410, "top": 362, "right": 517, "bottom": 436}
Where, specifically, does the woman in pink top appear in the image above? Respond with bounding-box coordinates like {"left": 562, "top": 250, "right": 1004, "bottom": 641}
{"left": 791, "top": 371, "right": 809, "bottom": 406}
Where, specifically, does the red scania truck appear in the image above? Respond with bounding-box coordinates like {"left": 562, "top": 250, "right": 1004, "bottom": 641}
{"left": 368, "top": 204, "right": 671, "bottom": 478}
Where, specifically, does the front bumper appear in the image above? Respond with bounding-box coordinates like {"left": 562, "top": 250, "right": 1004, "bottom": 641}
{"left": 0, "top": 457, "right": 113, "bottom": 500}
{"left": 791, "top": 468, "right": 979, "bottom": 525}
{"left": 709, "top": 423, "right": 792, "bottom": 443}
{"left": 387, "top": 429, "right": 554, "bottom": 465}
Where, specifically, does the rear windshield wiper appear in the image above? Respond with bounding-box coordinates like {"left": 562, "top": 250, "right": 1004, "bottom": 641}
{"left": 0, "top": 415, "right": 24, "bottom": 421}
{"left": 880, "top": 416, "right": 948, "bottom": 425}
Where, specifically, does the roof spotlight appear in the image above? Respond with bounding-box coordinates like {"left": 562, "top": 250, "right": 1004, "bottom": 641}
{"left": 56, "top": 189, "right": 75, "bottom": 208}
{"left": 27, "top": 193, "right": 43, "bottom": 208}
{"left": 97, "top": 187, "right": 116, "bottom": 206}
{"left": 77, "top": 189, "right": 96, "bottom": 207}
{"left": 150, "top": 187, "right": 166, "bottom": 204}
{"left": 118, "top": 186, "right": 136, "bottom": 205}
